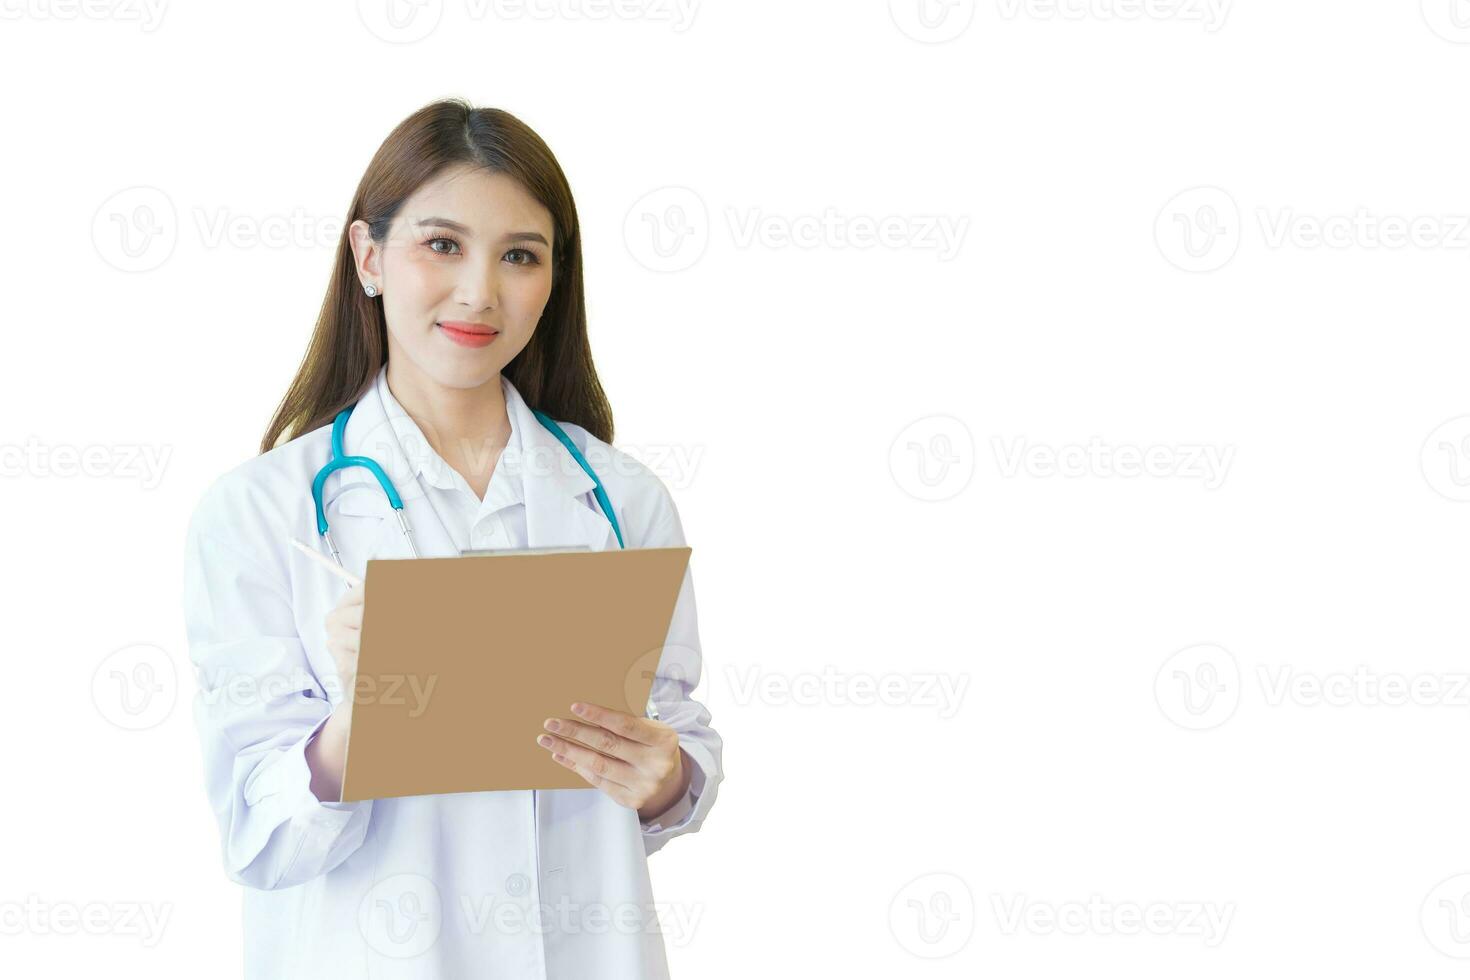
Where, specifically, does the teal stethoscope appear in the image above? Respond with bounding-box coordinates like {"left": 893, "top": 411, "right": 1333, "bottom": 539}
{"left": 309, "top": 398, "right": 654, "bottom": 719}
{"left": 310, "top": 400, "right": 625, "bottom": 569}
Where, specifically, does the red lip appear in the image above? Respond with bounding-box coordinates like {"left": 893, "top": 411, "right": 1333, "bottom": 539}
{"left": 437, "top": 321, "right": 499, "bottom": 348}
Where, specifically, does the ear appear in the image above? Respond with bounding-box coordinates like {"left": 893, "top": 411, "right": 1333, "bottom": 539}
{"left": 347, "top": 219, "right": 383, "bottom": 288}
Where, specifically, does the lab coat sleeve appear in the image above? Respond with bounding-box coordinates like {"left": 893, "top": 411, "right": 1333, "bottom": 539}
{"left": 633, "top": 477, "right": 724, "bottom": 856}
{"left": 182, "top": 485, "right": 374, "bottom": 890}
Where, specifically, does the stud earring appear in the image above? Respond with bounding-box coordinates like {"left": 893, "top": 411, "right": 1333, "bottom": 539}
{"left": 364, "top": 283, "right": 379, "bottom": 298}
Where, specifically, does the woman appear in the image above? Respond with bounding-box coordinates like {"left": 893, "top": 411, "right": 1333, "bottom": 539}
{"left": 181, "top": 98, "right": 723, "bottom": 979}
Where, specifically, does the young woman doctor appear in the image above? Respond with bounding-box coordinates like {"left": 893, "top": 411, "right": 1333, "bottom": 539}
{"left": 181, "top": 99, "right": 723, "bottom": 980}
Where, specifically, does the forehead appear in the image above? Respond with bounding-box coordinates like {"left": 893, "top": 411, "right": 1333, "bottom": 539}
{"left": 395, "top": 165, "right": 553, "bottom": 237}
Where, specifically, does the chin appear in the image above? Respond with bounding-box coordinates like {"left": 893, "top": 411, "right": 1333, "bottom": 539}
{"left": 429, "top": 364, "right": 502, "bottom": 390}
{"left": 427, "top": 358, "right": 503, "bottom": 390}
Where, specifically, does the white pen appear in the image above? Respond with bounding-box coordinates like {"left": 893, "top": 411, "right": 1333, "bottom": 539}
{"left": 289, "top": 537, "right": 363, "bottom": 587}
{"left": 288, "top": 537, "right": 659, "bottom": 719}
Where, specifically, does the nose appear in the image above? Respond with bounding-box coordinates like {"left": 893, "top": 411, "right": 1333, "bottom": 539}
{"left": 452, "top": 253, "right": 500, "bottom": 312}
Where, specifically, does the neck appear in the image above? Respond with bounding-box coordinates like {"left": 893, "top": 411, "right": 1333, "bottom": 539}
{"left": 383, "top": 359, "right": 511, "bottom": 476}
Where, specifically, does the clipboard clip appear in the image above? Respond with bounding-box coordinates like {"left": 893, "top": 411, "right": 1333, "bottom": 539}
{"left": 461, "top": 545, "right": 592, "bottom": 557}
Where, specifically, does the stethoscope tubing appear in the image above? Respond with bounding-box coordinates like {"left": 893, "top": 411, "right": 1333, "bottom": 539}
{"left": 311, "top": 401, "right": 624, "bottom": 567}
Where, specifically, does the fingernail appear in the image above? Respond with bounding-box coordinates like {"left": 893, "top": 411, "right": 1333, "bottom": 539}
{"left": 537, "top": 735, "right": 552, "bottom": 747}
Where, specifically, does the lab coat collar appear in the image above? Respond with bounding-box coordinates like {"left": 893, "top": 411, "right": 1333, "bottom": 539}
{"left": 326, "top": 364, "right": 613, "bottom": 555}
{"left": 372, "top": 367, "right": 525, "bottom": 507}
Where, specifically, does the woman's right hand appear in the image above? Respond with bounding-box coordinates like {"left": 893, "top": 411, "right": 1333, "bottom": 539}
{"left": 307, "top": 585, "right": 363, "bottom": 802}
{"left": 324, "top": 584, "right": 364, "bottom": 700}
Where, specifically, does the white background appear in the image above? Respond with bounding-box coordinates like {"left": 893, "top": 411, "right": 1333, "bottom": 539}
{"left": 3, "top": 0, "right": 1470, "bottom": 976}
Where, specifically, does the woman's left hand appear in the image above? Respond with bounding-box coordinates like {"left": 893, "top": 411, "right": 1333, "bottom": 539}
{"left": 536, "top": 701, "right": 690, "bottom": 819}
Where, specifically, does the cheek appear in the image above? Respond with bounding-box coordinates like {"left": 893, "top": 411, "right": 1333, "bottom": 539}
{"left": 397, "top": 251, "right": 455, "bottom": 297}
{"left": 506, "top": 271, "right": 555, "bottom": 324}
{"left": 383, "top": 259, "right": 451, "bottom": 345}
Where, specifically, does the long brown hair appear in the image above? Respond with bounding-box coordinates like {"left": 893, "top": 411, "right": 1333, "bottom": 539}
{"left": 260, "top": 98, "right": 613, "bottom": 453}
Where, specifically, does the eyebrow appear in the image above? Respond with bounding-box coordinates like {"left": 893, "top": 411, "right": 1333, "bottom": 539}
{"left": 412, "top": 216, "right": 549, "bottom": 246}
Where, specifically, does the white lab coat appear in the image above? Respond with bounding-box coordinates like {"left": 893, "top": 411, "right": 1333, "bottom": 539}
{"left": 181, "top": 368, "right": 723, "bottom": 979}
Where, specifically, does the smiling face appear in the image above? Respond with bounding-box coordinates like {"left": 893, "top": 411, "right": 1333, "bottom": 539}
{"left": 349, "top": 164, "right": 557, "bottom": 391}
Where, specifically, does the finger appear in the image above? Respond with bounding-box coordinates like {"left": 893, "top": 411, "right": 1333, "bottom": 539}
{"left": 536, "top": 734, "right": 637, "bottom": 791}
{"left": 542, "top": 717, "right": 643, "bottom": 764}
{"left": 549, "top": 749, "right": 638, "bottom": 808}
{"left": 567, "top": 702, "right": 663, "bottom": 747}
{"left": 327, "top": 607, "right": 362, "bottom": 631}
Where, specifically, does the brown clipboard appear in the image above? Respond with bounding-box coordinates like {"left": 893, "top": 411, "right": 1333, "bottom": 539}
{"left": 338, "top": 546, "right": 691, "bottom": 802}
